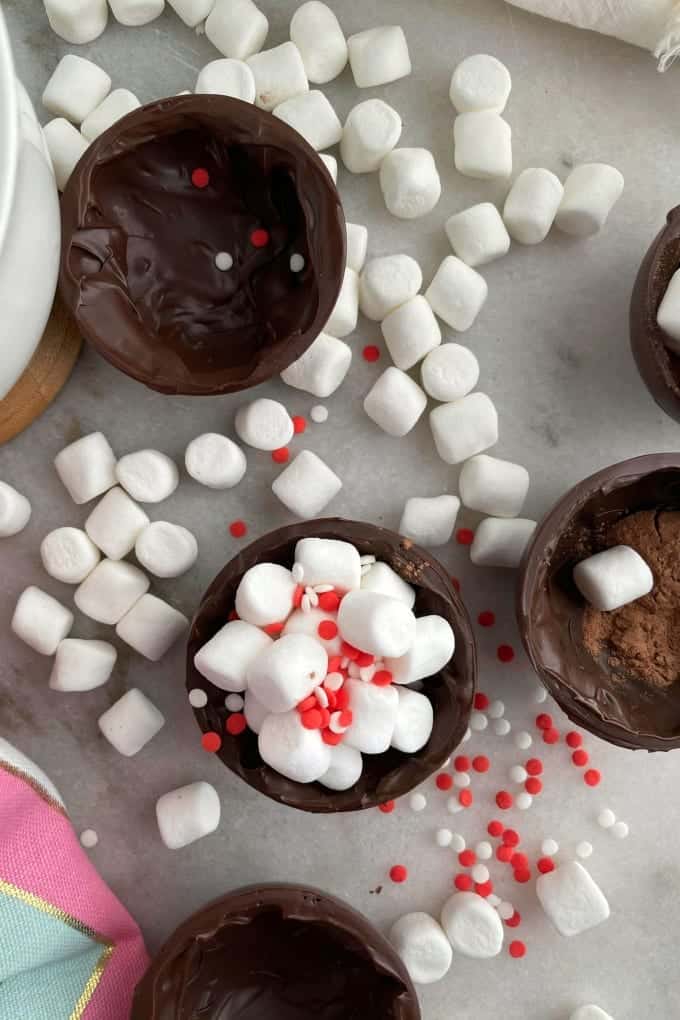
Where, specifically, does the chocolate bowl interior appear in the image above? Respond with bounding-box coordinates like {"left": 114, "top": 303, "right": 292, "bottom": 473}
{"left": 131, "top": 884, "right": 420, "bottom": 1020}
{"left": 517, "top": 454, "right": 680, "bottom": 750}
{"left": 59, "top": 95, "right": 345, "bottom": 395}
{"left": 630, "top": 206, "right": 680, "bottom": 422}
{"left": 187, "top": 519, "right": 476, "bottom": 812}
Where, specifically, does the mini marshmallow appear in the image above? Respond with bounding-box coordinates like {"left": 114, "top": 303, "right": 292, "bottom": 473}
{"left": 85, "top": 487, "right": 150, "bottom": 560}
{"left": 116, "top": 594, "right": 188, "bottom": 662}
{"left": 44, "top": 0, "right": 108, "bottom": 44}
{"left": 325, "top": 268, "right": 359, "bottom": 338}
{"left": 12, "top": 587, "right": 73, "bottom": 656}
{"left": 43, "top": 119, "right": 89, "bottom": 191}
{"left": 389, "top": 913, "right": 452, "bottom": 985}
{"left": 235, "top": 398, "right": 294, "bottom": 451}
{"left": 49, "top": 639, "right": 116, "bottom": 693}
{"left": 259, "top": 710, "right": 331, "bottom": 782}
{"left": 168, "top": 0, "right": 215, "bottom": 27}
{"left": 430, "top": 393, "right": 498, "bottom": 464}
{"left": 40, "top": 527, "right": 100, "bottom": 584}
{"left": 274, "top": 90, "right": 342, "bottom": 151}
{"left": 290, "top": 2, "right": 347, "bottom": 84}
{"left": 421, "top": 343, "right": 479, "bottom": 402}
{"left": 115, "top": 449, "right": 179, "bottom": 503}
{"left": 156, "top": 782, "right": 221, "bottom": 849}
{"left": 247, "top": 42, "right": 308, "bottom": 112}
{"left": 346, "top": 223, "right": 368, "bottom": 274}
{"left": 470, "top": 517, "right": 537, "bottom": 568}
{"left": 319, "top": 153, "right": 337, "bottom": 183}
{"left": 556, "top": 164, "right": 624, "bottom": 237}
{"left": 318, "top": 743, "right": 363, "bottom": 791}
{"left": 400, "top": 496, "right": 460, "bottom": 547}
{"left": 185, "top": 433, "right": 247, "bottom": 489}
{"left": 244, "top": 689, "right": 269, "bottom": 733}
{"left": 294, "top": 537, "right": 361, "bottom": 592}
{"left": 445, "top": 203, "right": 510, "bottom": 268}
{"left": 425, "top": 256, "right": 488, "bottom": 332}
{"left": 42, "top": 55, "right": 111, "bottom": 124}
{"left": 380, "top": 148, "right": 441, "bottom": 220}
{"left": 359, "top": 254, "right": 422, "bottom": 322}
{"left": 0, "top": 482, "right": 31, "bottom": 537}
{"left": 338, "top": 589, "right": 416, "bottom": 657}
{"left": 381, "top": 296, "right": 441, "bottom": 371}
{"left": 281, "top": 333, "right": 351, "bottom": 398}
{"left": 196, "top": 59, "right": 256, "bottom": 102}
{"left": 108, "top": 0, "right": 164, "bottom": 25}
{"left": 75, "top": 559, "right": 149, "bottom": 624}
{"left": 449, "top": 54, "right": 512, "bottom": 114}
{"left": 573, "top": 546, "right": 653, "bottom": 611}
{"left": 440, "top": 892, "right": 504, "bottom": 959}
{"left": 361, "top": 561, "right": 415, "bottom": 609}
{"left": 54, "top": 432, "right": 117, "bottom": 505}
{"left": 235, "top": 563, "right": 297, "bottom": 626}
{"left": 459, "top": 454, "right": 530, "bottom": 518}
{"left": 536, "top": 861, "right": 610, "bottom": 937}
{"left": 391, "top": 687, "right": 434, "bottom": 753}
{"left": 272, "top": 451, "right": 342, "bottom": 519}
{"left": 247, "top": 633, "right": 327, "bottom": 712}
{"left": 81, "top": 89, "right": 141, "bottom": 142}
{"left": 195, "top": 620, "right": 272, "bottom": 692}
{"left": 344, "top": 679, "right": 399, "bottom": 754}
{"left": 98, "top": 689, "right": 164, "bottom": 757}
{"left": 135, "top": 521, "right": 198, "bottom": 578}
{"left": 282, "top": 608, "right": 342, "bottom": 656}
{"left": 206, "top": 0, "right": 268, "bottom": 58}
{"left": 454, "top": 112, "right": 512, "bottom": 180}
{"left": 570, "top": 1008, "right": 614, "bottom": 1020}
{"left": 503, "top": 168, "right": 563, "bottom": 245}
{"left": 658, "top": 267, "right": 680, "bottom": 350}
{"left": 340, "top": 99, "right": 402, "bottom": 175}
{"left": 385, "top": 615, "right": 456, "bottom": 685}
{"left": 348, "top": 26, "right": 411, "bottom": 88}
{"left": 364, "top": 368, "right": 427, "bottom": 438}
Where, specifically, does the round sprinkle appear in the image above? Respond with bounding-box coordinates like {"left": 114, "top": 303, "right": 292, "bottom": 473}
{"left": 290, "top": 253, "right": 305, "bottom": 272}
{"left": 272, "top": 447, "right": 290, "bottom": 464}
{"left": 459, "top": 789, "right": 473, "bottom": 808}
{"left": 497, "top": 644, "right": 515, "bottom": 663}
{"left": 80, "top": 829, "right": 98, "bottom": 849}
{"left": 502, "top": 829, "right": 520, "bottom": 847}
{"left": 572, "top": 749, "right": 589, "bottom": 766}
{"left": 598, "top": 808, "right": 616, "bottom": 829}
{"left": 456, "top": 527, "right": 475, "bottom": 545}
{"left": 459, "top": 849, "right": 476, "bottom": 867}
{"left": 525, "top": 758, "right": 543, "bottom": 776}
{"left": 475, "top": 880, "right": 493, "bottom": 898}
{"left": 543, "top": 727, "right": 560, "bottom": 745}
{"left": 576, "top": 841, "right": 593, "bottom": 859}
{"left": 451, "top": 833, "right": 466, "bottom": 852}
{"left": 263, "top": 621, "right": 285, "bottom": 636}
{"left": 496, "top": 791, "right": 513, "bottom": 810}
{"left": 612, "top": 821, "right": 629, "bottom": 839}
{"left": 476, "top": 841, "right": 493, "bottom": 860}
{"left": 541, "top": 838, "right": 559, "bottom": 856}
{"left": 488, "top": 700, "right": 505, "bottom": 719}
{"left": 250, "top": 228, "right": 270, "bottom": 247}
{"left": 487, "top": 820, "right": 504, "bottom": 837}
{"left": 511, "top": 852, "right": 528, "bottom": 869}
{"left": 318, "top": 620, "right": 338, "bottom": 641}
{"left": 454, "top": 873, "right": 473, "bottom": 891}
{"left": 191, "top": 167, "right": 210, "bottom": 188}
{"left": 378, "top": 801, "right": 395, "bottom": 814}
{"left": 487, "top": 893, "right": 501, "bottom": 908}
{"left": 584, "top": 768, "right": 601, "bottom": 787}
{"left": 189, "top": 688, "right": 208, "bottom": 708}
{"left": 478, "top": 610, "right": 495, "bottom": 627}
{"left": 525, "top": 777, "right": 542, "bottom": 795}
{"left": 537, "top": 857, "right": 555, "bottom": 874}
{"left": 454, "top": 772, "right": 471, "bottom": 789}
{"left": 436, "top": 828, "right": 453, "bottom": 847}
{"left": 226, "top": 713, "right": 247, "bottom": 736}
{"left": 509, "top": 940, "right": 526, "bottom": 958}
{"left": 409, "top": 792, "right": 427, "bottom": 812}
{"left": 470, "top": 711, "right": 488, "bottom": 732}
{"left": 513, "top": 868, "right": 531, "bottom": 884}
{"left": 389, "top": 864, "right": 408, "bottom": 884}
{"left": 372, "top": 669, "right": 393, "bottom": 687}
{"left": 225, "top": 693, "right": 244, "bottom": 712}
{"left": 536, "top": 713, "right": 552, "bottom": 730}
{"left": 474, "top": 692, "right": 490, "bottom": 710}
{"left": 515, "top": 731, "right": 533, "bottom": 750}
{"left": 532, "top": 685, "right": 548, "bottom": 703}
{"left": 516, "top": 792, "right": 533, "bottom": 810}
{"left": 498, "top": 901, "right": 514, "bottom": 920}
{"left": 497, "top": 845, "right": 514, "bottom": 863}
{"left": 454, "top": 755, "right": 470, "bottom": 772}
{"left": 202, "top": 732, "right": 222, "bottom": 753}
{"left": 471, "top": 864, "right": 489, "bottom": 883}
{"left": 447, "top": 796, "right": 464, "bottom": 815}
{"left": 310, "top": 404, "right": 328, "bottom": 423}
{"left": 510, "top": 765, "right": 528, "bottom": 784}
{"left": 229, "top": 520, "right": 247, "bottom": 538}
{"left": 362, "top": 345, "right": 381, "bottom": 362}
{"left": 292, "top": 415, "right": 307, "bottom": 434}
{"left": 436, "top": 773, "right": 453, "bottom": 791}
{"left": 566, "top": 731, "right": 583, "bottom": 748}
{"left": 318, "top": 591, "right": 340, "bottom": 612}
{"left": 506, "top": 911, "right": 522, "bottom": 928}
{"left": 493, "top": 719, "right": 511, "bottom": 736}
{"left": 215, "top": 251, "right": 233, "bottom": 271}
{"left": 473, "top": 755, "right": 490, "bottom": 773}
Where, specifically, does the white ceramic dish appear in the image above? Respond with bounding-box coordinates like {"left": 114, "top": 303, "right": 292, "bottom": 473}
{"left": 0, "top": 7, "right": 19, "bottom": 255}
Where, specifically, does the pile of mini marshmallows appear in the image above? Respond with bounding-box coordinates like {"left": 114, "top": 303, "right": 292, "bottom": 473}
{"left": 192, "top": 536, "right": 456, "bottom": 789}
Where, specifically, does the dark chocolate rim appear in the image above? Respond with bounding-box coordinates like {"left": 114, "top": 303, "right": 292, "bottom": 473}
{"left": 517, "top": 453, "right": 680, "bottom": 751}
{"left": 59, "top": 94, "right": 346, "bottom": 396}
{"left": 131, "top": 883, "right": 420, "bottom": 1020}
{"left": 187, "top": 519, "right": 477, "bottom": 812}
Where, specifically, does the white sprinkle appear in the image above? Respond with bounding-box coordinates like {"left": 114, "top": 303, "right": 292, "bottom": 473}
{"left": 451, "top": 833, "right": 466, "bottom": 852}
{"left": 329, "top": 711, "right": 348, "bottom": 734}
{"left": 348, "top": 662, "right": 361, "bottom": 678}
{"left": 358, "top": 665, "right": 376, "bottom": 683}
{"left": 471, "top": 864, "right": 489, "bottom": 883}
{"left": 453, "top": 771, "right": 471, "bottom": 788}
{"left": 576, "top": 841, "right": 593, "bottom": 859}
{"left": 470, "top": 711, "right": 488, "bottom": 732}
{"left": 509, "top": 765, "right": 527, "bottom": 784}
{"left": 310, "top": 404, "right": 329, "bottom": 424}
{"left": 215, "top": 251, "right": 233, "bottom": 271}
{"left": 515, "top": 730, "right": 532, "bottom": 750}
{"left": 493, "top": 718, "right": 511, "bottom": 736}
{"left": 436, "top": 827, "right": 453, "bottom": 847}
{"left": 325, "top": 671, "right": 344, "bottom": 691}
{"left": 301, "top": 593, "right": 312, "bottom": 613}
{"left": 314, "top": 686, "right": 329, "bottom": 708}
{"left": 290, "top": 253, "right": 306, "bottom": 272}
{"left": 292, "top": 562, "right": 305, "bottom": 583}
{"left": 498, "top": 901, "right": 514, "bottom": 920}
{"left": 612, "top": 821, "right": 629, "bottom": 839}
{"left": 340, "top": 656, "right": 350, "bottom": 669}
{"left": 516, "top": 792, "right": 532, "bottom": 810}
{"left": 80, "top": 829, "right": 99, "bottom": 849}
{"left": 475, "top": 841, "right": 492, "bottom": 860}
{"left": 447, "top": 796, "right": 464, "bottom": 814}
{"left": 488, "top": 699, "right": 505, "bottom": 719}
{"left": 541, "top": 838, "right": 559, "bottom": 856}
{"left": 307, "top": 587, "right": 319, "bottom": 607}
{"left": 487, "top": 893, "right": 501, "bottom": 907}
{"left": 225, "top": 693, "right": 244, "bottom": 712}
{"left": 461, "top": 727, "right": 472, "bottom": 743}
{"left": 598, "top": 808, "right": 616, "bottom": 829}
{"left": 409, "top": 792, "right": 427, "bottom": 812}
{"left": 188, "top": 688, "right": 208, "bottom": 708}
{"left": 532, "top": 685, "right": 548, "bottom": 704}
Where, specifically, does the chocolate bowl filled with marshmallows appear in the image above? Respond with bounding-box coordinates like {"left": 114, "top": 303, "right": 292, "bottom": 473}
{"left": 518, "top": 454, "right": 680, "bottom": 750}
{"left": 59, "top": 95, "right": 345, "bottom": 395}
{"left": 187, "top": 519, "right": 476, "bottom": 812}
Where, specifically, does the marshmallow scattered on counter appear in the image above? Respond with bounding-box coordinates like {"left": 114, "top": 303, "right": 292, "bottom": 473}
{"left": 195, "top": 620, "right": 273, "bottom": 692}
{"left": 381, "top": 296, "right": 441, "bottom": 371}
{"left": 81, "top": 89, "right": 141, "bottom": 141}
{"left": 235, "top": 398, "right": 294, "bottom": 451}
{"left": 43, "top": 118, "right": 89, "bottom": 191}
{"left": 389, "top": 913, "right": 453, "bottom": 985}
{"left": 440, "top": 892, "right": 504, "bottom": 958}
{"left": 425, "top": 256, "right": 488, "bottom": 332}
{"left": 247, "top": 42, "right": 309, "bottom": 112}
{"left": 573, "top": 545, "right": 653, "bottom": 611}
{"left": 54, "top": 432, "right": 117, "bottom": 505}
{"left": 364, "top": 367, "right": 427, "bottom": 437}
{"left": 325, "top": 268, "right": 359, "bottom": 338}
{"left": 116, "top": 594, "right": 188, "bottom": 662}
{"left": 42, "top": 54, "right": 111, "bottom": 124}
{"left": 12, "top": 587, "right": 74, "bottom": 656}
{"left": 503, "top": 168, "right": 564, "bottom": 245}
{"left": 556, "top": 164, "right": 624, "bottom": 237}
{"left": 274, "top": 90, "right": 342, "bottom": 151}
{"left": 338, "top": 589, "right": 416, "bottom": 657}
{"left": 49, "top": 638, "right": 116, "bottom": 692}
{"left": 536, "top": 861, "right": 610, "bottom": 937}
{"left": 85, "top": 487, "right": 150, "bottom": 560}
{"left": 75, "top": 559, "right": 149, "bottom": 624}
{"left": 272, "top": 450, "right": 342, "bottom": 519}
{"left": 196, "top": 59, "right": 256, "bottom": 102}
{"left": 445, "top": 202, "right": 510, "bottom": 268}
{"left": 247, "top": 634, "right": 327, "bottom": 712}
{"left": 399, "top": 495, "right": 460, "bottom": 547}
{"left": 380, "top": 148, "right": 441, "bottom": 220}
{"left": 259, "top": 710, "right": 331, "bottom": 782}
{"left": 359, "top": 254, "right": 422, "bottom": 322}
{"left": 385, "top": 615, "right": 455, "bottom": 685}
{"left": 470, "top": 517, "right": 536, "bottom": 568}
{"left": 343, "top": 679, "right": 399, "bottom": 754}
{"left": 206, "top": 0, "right": 268, "bottom": 59}
{"left": 347, "top": 26, "right": 411, "bottom": 88}
{"left": 346, "top": 223, "right": 368, "bottom": 274}
{"left": 185, "top": 433, "right": 247, "bottom": 489}
{"left": 340, "top": 98, "right": 402, "bottom": 174}
{"left": 290, "top": 2, "right": 348, "bottom": 84}
{"left": 459, "top": 454, "right": 530, "bottom": 518}
{"left": 319, "top": 153, "right": 337, "bottom": 183}
{"left": 235, "top": 563, "right": 297, "bottom": 627}
{"left": 135, "top": 521, "right": 198, "bottom": 578}
{"left": 657, "top": 268, "right": 680, "bottom": 350}
{"left": 454, "top": 112, "right": 512, "bottom": 180}
{"left": 98, "top": 689, "right": 164, "bottom": 757}
{"left": 156, "top": 781, "right": 221, "bottom": 850}
{"left": 41, "top": 527, "right": 100, "bottom": 584}
{"left": 294, "top": 537, "right": 361, "bottom": 592}
{"left": 167, "top": 0, "right": 215, "bottom": 27}
{"left": 115, "top": 449, "right": 179, "bottom": 504}
{"left": 570, "top": 1008, "right": 614, "bottom": 1020}
{"left": 391, "top": 687, "right": 434, "bottom": 753}
{"left": 108, "top": 0, "right": 164, "bottom": 26}
{"left": 361, "top": 561, "right": 415, "bottom": 609}
{"left": 430, "top": 393, "right": 498, "bottom": 464}
{"left": 44, "top": 0, "right": 108, "bottom": 44}
{"left": 318, "top": 742, "right": 363, "bottom": 791}
{"left": 281, "top": 333, "right": 351, "bottom": 398}
{"left": 0, "top": 482, "right": 31, "bottom": 537}
{"left": 421, "top": 343, "right": 479, "bottom": 403}
{"left": 449, "top": 53, "right": 511, "bottom": 114}
{"left": 282, "top": 608, "right": 342, "bottom": 656}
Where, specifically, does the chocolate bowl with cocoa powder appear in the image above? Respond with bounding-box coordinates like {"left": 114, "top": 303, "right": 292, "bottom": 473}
{"left": 517, "top": 454, "right": 680, "bottom": 751}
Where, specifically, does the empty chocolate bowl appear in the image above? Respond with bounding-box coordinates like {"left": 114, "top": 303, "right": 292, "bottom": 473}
{"left": 131, "top": 884, "right": 420, "bottom": 1020}
{"left": 187, "top": 519, "right": 476, "bottom": 812}
{"left": 517, "top": 453, "right": 680, "bottom": 751}
{"left": 59, "top": 94, "right": 345, "bottom": 395}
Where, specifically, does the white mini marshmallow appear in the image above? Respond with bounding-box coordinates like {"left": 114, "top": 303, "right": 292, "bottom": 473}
{"left": 185, "top": 433, "right": 247, "bottom": 489}
{"left": 425, "top": 256, "right": 488, "bottom": 332}
{"left": 294, "top": 537, "right": 361, "bottom": 592}
{"left": 195, "top": 620, "right": 272, "bottom": 692}
{"left": 247, "top": 633, "right": 327, "bottom": 712}
{"left": 459, "top": 454, "right": 530, "bottom": 518}
{"left": 503, "top": 168, "right": 563, "bottom": 245}
{"left": 109, "top": 0, "right": 164, "bottom": 25}
{"left": 319, "top": 153, "right": 337, "bottom": 183}
{"left": 206, "top": 0, "right": 268, "bottom": 58}
{"left": 359, "top": 254, "right": 422, "bottom": 322}
{"left": 81, "top": 89, "right": 141, "bottom": 142}
{"left": 385, "top": 615, "right": 456, "bottom": 685}
{"left": 449, "top": 54, "right": 511, "bottom": 114}
{"left": 168, "top": 0, "right": 214, "bottom": 27}
{"left": 556, "top": 164, "right": 624, "bottom": 237}
{"left": 196, "top": 59, "right": 256, "bottom": 102}
{"left": 75, "top": 559, "right": 149, "bottom": 624}
{"left": 115, "top": 450, "right": 179, "bottom": 503}
{"left": 235, "top": 398, "right": 294, "bottom": 451}
{"left": 454, "top": 112, "right": 512, "bottom": 180}
{"left": 41, "top": 527, "right": 100, "bottom": 584}
{"left": 399, "top": 496, "right": 460, "bottom": 547}
{"left": 98, "top": 689, "right": 164, "bottom": 757}
{"left": 570, "top": 1008, "right": 614, "bottom": 1020}
{"left": 380, "top": 148, "right": 441, "bottom": 220}
{"left": 54, "top": 432, "right": 117, "bottom": 505}
{"left": 389, "top": 913, "right": 452, "bottom": 985}
{"left": 391, "top": 687, "right": 434, "bottom": 753}
{"left": 338, "top": 589, "right": 416, "bottom": 657}
{"left": 44, "top": 0, "right": 108, "bottom": 44}
{"left": 340, "top": 99, "right": 402, "bottom": 175}
{"left": 116, "top": 594, "right": 188, "bottom": 662}
{"left": 344, "top": 679, "right": 399, "bottom": 754}
{"left": 42, "top": 119, "right": 89, "bottom": 191}
{"left": 259, "top": 710, "right": 331, "bottom": 782}
{"left": 445, "top": 203, "right": 510, "bottom": 268}
{"left": 244, "top": 689, "right": 269, "bottom": 733}
{"left": 440, "top": 892, "right": 504, "bottom": 959}
{"left": 235, "top": 563, "right": 297, "bottom": 626}
{"left": 272, "top": 451, "right": 342, "bottom": 519}
{"left": 12, "top": 587, "right": 73, "bottom": 656}
{"left": 381, "top": 296, "right": 441, "bottom": 371}
{"left": 430, "top": 393, "right": 498, "bottom": 464}
{"left": 364, "top": 368, "right": 427, "bottom": 438}
{"left": 470, "top": 518, "right": 537, "bottom": 568}
{"left": 325, "top": 268, "right": 359, "bottom": 338}
{"left": 346, "top": 223, "right": 368, "bottom": 274}
{"left": 247, "top": 42, "right": 308, "bottom": 112}
{"left": 421, "top": 343, "right": 479, "bottom": 402}
{"left": 348, "top": 26, "right": 411, "bottom": 88}
{"left": 658, "top": 267, "right": 680, "bottom": 350}
{"left": 135, "top": 521, "right": 198, "bottom": 578}
{"left": 318, "top": 743, "right": 363, "bottom": 791}
{"left": 85, "top": 487, "right": 150, "bottom": 560}
{"left": 49, "top": 639, "right": 116, "bottom": 693}
{"left": 274, "top": 90, "right": 342, "bottom": 151}
{"left": 282, "top": 608, "right": 341, "bottom": 656}
{"left": 536, "top": 861, "right": 610, "bottom": 937}
{"left": 0, "top": 482, "right": 31, "bottom": 537}
{"left": 42, "top": 55, "right": 111, "bottom": 124}
{"left": 361, "top": 561, "right": 415, "bottom": 609}
{"left": 290, "top": 2, "right": 347, "bottom": 83}
{"left": 156, "top": 782, "right": 221, "bottom": 849}
{"left": 281, "top": 333, "right": 351, "bottom": 398}
{"left": 573, "top": 546, "right": 653, "bottom": 611}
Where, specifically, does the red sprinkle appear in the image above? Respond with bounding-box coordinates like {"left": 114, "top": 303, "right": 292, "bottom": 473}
{"left": 543, "top": 727, "right": 560, "bottom": 745}
{"left": 335, "top": 688, "right": 350, "bottom": 711}
{"left": 459, "top": 849, "right": 476, "bottom": 868}
{"left": 389, "top": 865, "right": 408, "bottom": 884}
{"left": 378, "top": 801, "right": 395, "bottom": 814}
{"left": 525, "top": 777, "right": 543, "bottom": 795}
{"left": 472, "top": 755, "right": 490, "bottom": 773}
{"left": 497, "top": 845, "right": 514, "bottom": 863}
{"left": 226, "top": 713, "right": 246, "bottom": 736}
{"left": 250, "top": 228, "right": 270, "bottom": 247}
{"left": 292, "top": 415, "right": 306, "bottom": 434}
{"left": 297, "top": 695, "right": 317, "bottom": 713}
{"left": 292, "top": 584, "right": 304, "bottom": 609}
{"left": 536, "top": 714, "right": 553, "bottom": 730}
{"left": 263, "top": 621, "right": 284, "bottom": 636}
{"left": 301, "top": 709, "right": 323, "bottom": 730}
{"left": 506, "top": 911, "right": 522, "bottom": 928}
{"left": 341, "top": 641, "right": 360, "bottom": 660}
{"left": 509, "top": 940, "right": 526, "bottom": 958}
{"left": 525, "top": 758, "right": 543, "bottom": 776}
{"left": 327, "top": 655, "right": 342, "bottom": 673}
{"left": 584, "top": 769, "right": 601, "bottom": 787}
{"left": 318, "top": 620, "right": 338, "bottom": 640}
{"left": 229, "top": 520, "right": 247, "bottom": 538}
{"left": 497, "top": 644, "right": 515, "bottom": 663}
{"left": 566, "top": 731, "right": 583, "bottom": 748}
{"left": 459, "top": 789, "right": 473, "bottom": 808}
{"left": 201, "top": 732, "right": 222, "bottom": 753}
{"left": 271, "top": 447, "right": 290, "bottom": 464}
{"left": 475, "top": 880, "right": 493, "bottom": 898}
{"left": 450, "top": 577, "right": 461, "bottom": 592}
{"left": 454, "top": 756, "right": 470, "bottom": 773}
{"left": 496, "top": 791, "right": 513, "bottom": 810}
{"left": 456, "top": 528, "right": 475, "bottom": 545}
{"left": 319, "top": 707, "right": 331, "bottom": 728}
{"left": 454, "top": 873, "right": 473, "bottom": 892}
{"left": 318, "top": 591, "right": 340, "bottom": 612}
{"left": 191, "top": 167, "right": 210, "bottom": 188}
{"left": 510, "top": 852, "right": 528, "bottom": 869}
{"left": 338, "top": 709, "right": 352, "bottom": 727}
{"left": 572, "top": 749, "right": 589, "bottom": 767}
{"left": 474, "top": 693, "right": 490, "bottom": 710}
{"left": 436, "top": 773, "right": 453, "bottom": 791}
{"left": 478, "top": 610, "right": 496, "bottom": 627}
{"left": 321, "top": 729, "right": 343, "bottom": 746}
{"left": 514, "top": 868, "right": 531, "bottom": 884}
{"left": 362, "top": 345, "right": 381, "bottom": 362}
{"left": 537, "top": 857, "right": 555, "bottom": 874}
{"left": 488, "top": 820, "right": 504, "bottom": 838}
{"left": 355, "top": 652, "right": 375, "bottom": 667}
{"left": 372, "top": 669, "right": 394, "bottom": 687}
{"left": 502, "top": 829, "right": 520, "bottom": 847}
